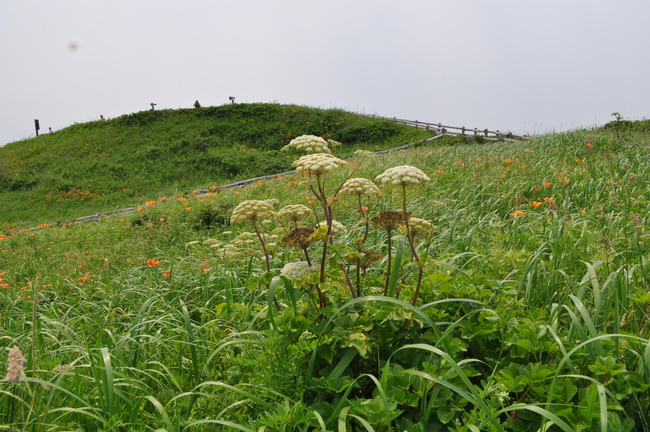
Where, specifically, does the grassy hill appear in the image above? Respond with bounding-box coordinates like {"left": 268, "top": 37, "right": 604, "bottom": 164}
{"left": 0, "top": 104, "right": 433, "bottom": 227}
{"left": 0, "top": 112, "right": 649, "bottom": 431}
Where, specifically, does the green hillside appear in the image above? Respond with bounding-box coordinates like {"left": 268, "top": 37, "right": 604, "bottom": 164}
{"left": 0, "top": 104, "right": 433, "bottom": 227}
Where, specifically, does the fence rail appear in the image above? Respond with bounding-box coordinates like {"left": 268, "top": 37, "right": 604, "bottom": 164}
{"left": 369, "top": 115, "right": 527, "bottom": 142}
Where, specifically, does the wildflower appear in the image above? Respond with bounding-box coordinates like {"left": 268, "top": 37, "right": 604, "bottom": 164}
{"left": 144, "top": 200, "right": 156, "bottom": 206}
{"left": 282, "top": 135, "right": 331, "bottom": 154}
{"left": 277, "top": 204, "right": 313, "bottom": 224}
{"left": 230, "top": 199, "right": 278, "bottom": 224}
{"left": 282, "top": 226, "right": 316, "bottom": 249}
{"left": 357, "top": 250, "right": 383, "bottom": 270}
{"left": 145, "top": 258, "right": 161, "bottom": 266}
{"left": 544, "top": 182, "right": 552, "bottom": 188}
{"left": 531, "top": 201, "right": 542, "bottom": 208}
{"left": 317, "top": 220, "right": 347, "bottom": 236}
{"left": 5, "top": 346, "right": 25, "bottom": 383}
{"left": 280, "top": 261, "right": 317, "bottom": 280}
{"left": 354, "top": 149, "right": 375, "bottom": 158}
{"left": 292, "top": 153, "right": 347, "bottom": 175}
{"left": 162, "top": 270, "right": 171, "bottom": 277}
{"left": 371, "top": 211, "right": 409, "bottom": 232}
{"left": 401, "top": 217, "right": 435, "bottom": 236}
{"left": 376, "top": 165, "right": 430, "bottom": 187}
{"left": 510, "top": 210, "right": 526, "bottom": 217}
{"left": 340, "top": 178, "right": 382, "bottom": 197}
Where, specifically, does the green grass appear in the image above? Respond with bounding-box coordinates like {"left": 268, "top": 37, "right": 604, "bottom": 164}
{"left": 0, "top": 112, "right": 649, "bottom": 431}
{"left": 0, "top": 103, "right": 432, "bottom": 228}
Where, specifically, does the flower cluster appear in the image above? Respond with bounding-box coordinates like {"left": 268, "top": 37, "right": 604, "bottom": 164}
{"left": 376, "top": 165, "right": 430, "bottom": 187}
{"left": 340, "top": 178, "right": 382, "bottom": 197}
{"left": 354, "top": 149, "right": 375, "bottom": 158}
{"left": 282, "top": 135, "right": 331, "bottom": 154}
{"left": 5, "top": 346, "right": 25, "bottom": 383}
{"left": 281, "top": 261, "right": 317, "bottom": 280}
{"left": 317, "top": 220, "right": 347, "bottom": 237}
{"left": 230, "top": 199, "right": 278, "bottom": 224}
{"left": 402, "top": 217, "right": 435, "bottom": 236}
{"left": 278, "top": 204, "right": 313, "bottom": 224}
{"left": 292, "top": 153, "right": 347, "bottom": 176}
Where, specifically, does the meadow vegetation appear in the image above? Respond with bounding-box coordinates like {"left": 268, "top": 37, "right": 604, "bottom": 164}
{"left": 1, "top": 108, "right": 649, "bottom": 431}
{"left": 0, "top": 104, "right": 431, "bottom": 227}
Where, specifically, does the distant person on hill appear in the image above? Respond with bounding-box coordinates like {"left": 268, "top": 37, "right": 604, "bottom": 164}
{"left": 100, "top": 115, "right": 105, "bottom": 120}
{"left": 193, "top": 100, "right": 201, "bottom": 108}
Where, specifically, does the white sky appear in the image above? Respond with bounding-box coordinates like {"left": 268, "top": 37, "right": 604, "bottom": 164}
{"left": 1, "top": 1, "right": 649, "bottom": 146}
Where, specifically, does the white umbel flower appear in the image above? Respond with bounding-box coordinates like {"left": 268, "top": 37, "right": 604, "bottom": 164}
{"left": 282, "top": 135, "right": 331, "bottom": 154}
{"left": 340, "top": 178, "right": 382, "bottom": 196}
{"left": 376, "top": 165, "right": 431, "bottom": 187}
{"left": 278, "top": 204, "right": 313, "bottom": 223}
{"left": 281, "top": 261, "right": 317, "bottom": 280}
{"left": 354, "top": 149, "right": 375, "bottom": 158}
{"left": 292, "top": 153, "right": 347, "bottom": 175}
{"left": 317, "top": 220, "right": 347, "bottom": 236}
{"left": 230, "top": 199, "right": 278, "bottom": 224}
{"left": 402, "top": 217, "right": 435, "bottom": 236}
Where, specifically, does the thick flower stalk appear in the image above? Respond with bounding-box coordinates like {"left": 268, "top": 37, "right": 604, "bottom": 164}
{"left": 371, "top": 211, "right": 410, "bottom": 296}
{"left": 291, "top": 153, "right": 352, "bottom": 304}
{"left": 282, "top": 135, "right": 331, "bottom": 154}
{"left": 230, "top": 199, "right": 277, "bottom": 269}
{"left": 230, "top": 199, "right": 281, "bottom": 310}
{"left": 376, "top": 165, "right": 431, "bottom": 304}
{"left": 340, "top": 177, "right": 381, "bottom": 248}
{"left": 5, "top": 346, "right": 25, "bottom": 383}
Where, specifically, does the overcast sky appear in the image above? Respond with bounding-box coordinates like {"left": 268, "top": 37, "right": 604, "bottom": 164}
{"left": 1, "top": 1, "right": 649, "bottom": 146}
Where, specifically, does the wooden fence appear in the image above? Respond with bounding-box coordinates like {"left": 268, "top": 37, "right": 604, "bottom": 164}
{"left": 370, "top": 115, "right": 528, "bottom": 142}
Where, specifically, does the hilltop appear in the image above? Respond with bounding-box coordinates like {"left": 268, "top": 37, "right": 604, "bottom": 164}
{"left": 0, "top": 104, "right": 433, "bottom": 227}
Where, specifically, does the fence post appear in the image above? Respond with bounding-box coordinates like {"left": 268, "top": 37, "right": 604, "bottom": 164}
{"left": 34, "top": 119, "right": 40, "bottom": 137}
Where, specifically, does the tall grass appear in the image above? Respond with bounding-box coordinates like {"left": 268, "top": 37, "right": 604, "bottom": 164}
{"left": 1, "top": 121, "right": 649, "bottom": 430}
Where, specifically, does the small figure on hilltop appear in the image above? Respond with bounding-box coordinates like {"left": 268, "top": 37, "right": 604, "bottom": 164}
{"left": 193, "top": 100, "right": 201, "bottom": 108}
{"left": 100, "top": 115, "right": 105, "bottom": 121}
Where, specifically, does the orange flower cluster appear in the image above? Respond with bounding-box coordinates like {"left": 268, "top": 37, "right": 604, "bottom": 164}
{"left": 510, "top": 210, "right": 527, "bottom": 218}
{"left": 44, "top": 187, "right": 105, "bottom": 202}
{"left": 145, "top": 258, "right": 161, "bottom": 266}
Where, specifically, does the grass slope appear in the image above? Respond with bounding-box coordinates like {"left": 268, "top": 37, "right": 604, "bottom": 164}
{"left": 0, "top": 118, "right": 649, "bottom": 431}
{"left": 0, "top": 104, "right": 432, "bottom": 227}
